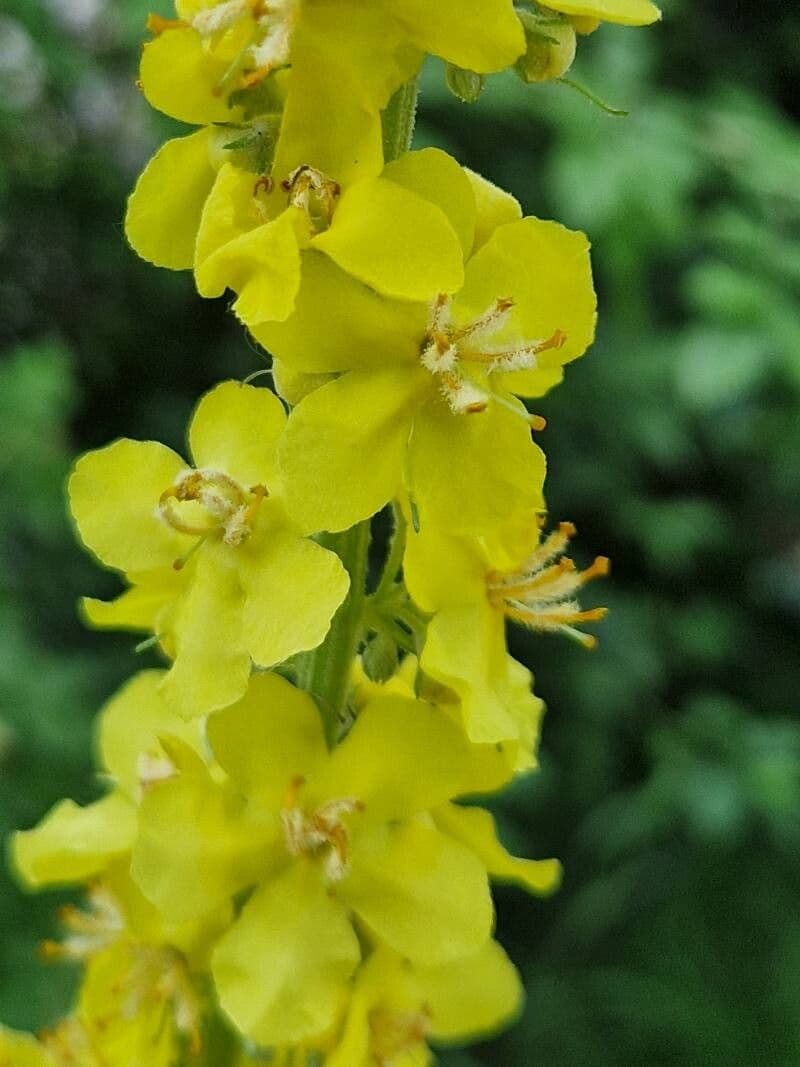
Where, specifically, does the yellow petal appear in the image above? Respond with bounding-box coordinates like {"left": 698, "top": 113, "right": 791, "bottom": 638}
{"left": 340, "top": 818, "right": 493, "bottom": 965}
{"left": 139, "top": 28, "right": 242, "bottom": 125}
{"left": 238, "top": 530, "right": 350, "bottom": 666}
{"left": 212, "top": 863, "right": 360, "bottom": 1046}
{"left": 125, "top": 129, "right": 216, "bottom": 270}
{"left": 81, "top": 573, "right": 183, "bottom": 632}
{"left": 408, "top": 395, "right": 546, "bottom": 534}
{"left": 466, "top": 168, "right": 522, "bottom": 251}
{"left": 188, "top": 380, "right": 286, "bottom": 489}
{"left": 316, "top": 695, "right": 511, "bottom": 826}
{"left": 253, "top": 251, "right": 427, "bottom": 375}
{"left": 160, "top": 543, "right": 251, "bottom": 719}
{"left": 435, "top": 803, "right": 562, "bottom": 895}
{"left": 131, "top": 738, "right": 271, "bottom": 922}
{"left": 69, "top": 440, "right": 192, "bottom": 573}
{"left": 97, "top": 669, "right": 204, "bottom": 796}
{"left": 272, "top": 1, "right": 414, "bottom": 184}
{"left": 382, "top": 148, "right": 476, "bottom": 257}
{"left": 420, "top": 940, "right": 523, "bottom": 1042}
{"left": 455, "top": 217, "right": 596, "bottom": 392}
{"left": 421, "top": 605, "right": 523, "bottom": 746}
{"left": 13, "top": 793, "right": 136, "bottom": 888}
{"left": 278, "top": 368, "right": 427, "bottom": 534}
{"left": 390, "top": 0, "right": 526, "bottom": 72}
{"left": 403, "top": 523, "right": 488, "bottom": 612}
{"left": 312, "top": 175, "right": 464, "bottom": 301}
{"left": 543, "top": 0, "right": 661, "bottom": 25}
{"left": 206, "top": 672, "right": 328, "bottom": 808}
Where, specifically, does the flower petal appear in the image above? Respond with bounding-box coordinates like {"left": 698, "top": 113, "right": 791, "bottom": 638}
{"left": 98, "top": 670, "right": 204, "bottom": 796}
{"left": 382, "top": 148, "right": 476, "bottom": 257}
{"left": 160, "top": 543, "right": 251, "bottom": 720}
{"left": 125, "top": 129, "right": 217, "bottom": 270}
{"left": 340, "top": 818, "right": 493, "bottom": 966}
{"left": 69, "top": 440, "right": 192, "bottom": 574}
{"left": 188, "top": 380, "right": 286, "bottom": 489}
{"left": 390, "top": 0, "right": 526, "bottom": 72}
{"left": 0, "top": 1027, "right": 57, "bottom": 1067}
{"left": 421, "top": 604, "right": 522, "bottom": 746}
{"left": 544, "top": 0, "right": 661, "bottom": 25}
{"left": 212, "top": 863, "right": 360, "bottom": 1046}
{"left": 272, "top": 1, "right": 416, "bottom": 184}
{"left": 206, "top": 672, "right": 328, "bottom": 807}
{"left": 253, "top": 251, "right": 426, "bottom": 375}
{"left": 312, "top": 176, "right": 464, "bottom": 301}
{"left": 279, "top": 368, "right": 426, "bottom": 534}
{"left": 131, "top": 739, "right": 272, "bottom": 923}
{"left": 81, "top": 573, "right": 183, "bottom": 633}
{"left": 420, "top": 940, "right": 523, "bottom": 1042}
{"left": 139, "top": 28, "right": 242, "bottom": 125}
{"left": 455, "top": 217, "right": 596, "bottom": 392}
{"left": 435, "top": 803, "right": 562, "bottom": 895}
{"left": 238, "top": 531, "right": 350, "bottom": 666}
{"left": 466, "top": 168, "right": 522, "bottom": 251}
{"left": 316, "top": 695, "right": 511, "bottom": 825}
{"left": 408, "top": 396, "right": 546, "bottom": 534}
{"left": 13, "top": 793, "right": 136, "bottom": 888}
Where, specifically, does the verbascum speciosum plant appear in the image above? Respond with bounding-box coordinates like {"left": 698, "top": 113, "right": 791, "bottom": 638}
{"left": 5, "top": 1, "right": 659, "bottom": 1062}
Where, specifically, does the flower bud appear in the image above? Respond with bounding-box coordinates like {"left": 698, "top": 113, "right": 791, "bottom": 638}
{"left": 514, "top": 11, "right": 577, "bottom": 84}
{"left": 445, "top": 63, "right": 486, "bottom": 104}
{"left": 569, "top": 15, "right": 602, "bottom": 34}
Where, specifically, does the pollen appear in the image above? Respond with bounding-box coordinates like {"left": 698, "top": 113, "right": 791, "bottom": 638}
{"left": 281, "top": 775, "right": 364, "bottom": 884}
{"left": 421, "top": 294, "right": 567, "bottom": 415}
{"left": 158, "top": 468, "right": 268, "bottom": 551}
{"left": 488, "top": 521, "right": 609, "bottom": 648}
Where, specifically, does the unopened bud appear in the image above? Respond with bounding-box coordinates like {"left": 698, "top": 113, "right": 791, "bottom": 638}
{"left": 515, "top": 12, "right": 576, "bottom": 84}
{"left": 445, "top": 64, "right": 485, "bottom": 104}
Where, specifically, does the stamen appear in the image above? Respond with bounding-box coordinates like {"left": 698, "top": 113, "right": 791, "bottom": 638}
{"left": 420, "top": 295, "right": 567, "bottom": 415}
{"left": 146, "top": 14, "right": 187, "bottom": 35}
{"left": 488, "top": 522, "right": 609, "bottom": 648}
{"left": 281, "top": 776, "right": 364, "bottom": 883}
{"left": 159, "top": 469, "right": 265, "bottom": 549}
{"left": 282, "top": 165, "right": 341, "bottom": 230}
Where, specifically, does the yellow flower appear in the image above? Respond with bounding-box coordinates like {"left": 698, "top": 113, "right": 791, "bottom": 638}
{"left": 403, "top": 513, "right": 607, "bottom": 753}
{"left": 68, "top": 381, "right": 349, "bottom": 718}
{"left": 129, "top": 672, "right": 549, "bottom": 1048}
{"left": 266, "top": 171, "right": 596, "bottom": 535}
{"left": 324, "top": 940, "right": 523, "bottom": 1066}
{"left": 137, "top": 1, "right": 525, "bottom": 166}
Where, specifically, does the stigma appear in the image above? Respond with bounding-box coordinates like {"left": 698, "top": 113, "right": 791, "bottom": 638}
{"left": 281, "top": 775, "right": 364, "bottom": 884}
{"left": 487, "top": 521, "right": 609, "bottom": 648}
{"left": 421, "top": 293, "right": 566, "bottom": 415}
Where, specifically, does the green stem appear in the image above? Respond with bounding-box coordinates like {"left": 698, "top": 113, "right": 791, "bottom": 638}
{"left": 294, "top": 79, "right": 418, "bottom": 744}
{"left": 297, "top": 522, "right": 371, "bottom": 744}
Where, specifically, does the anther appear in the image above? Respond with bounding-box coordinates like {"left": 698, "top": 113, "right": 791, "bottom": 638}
{"left": 146, "top": 14, "right": 187, "bottom": 35}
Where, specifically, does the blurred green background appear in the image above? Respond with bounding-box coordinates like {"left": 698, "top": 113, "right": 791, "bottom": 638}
{"left": 2, "top": 0, "right": 799, "bottom": 1062}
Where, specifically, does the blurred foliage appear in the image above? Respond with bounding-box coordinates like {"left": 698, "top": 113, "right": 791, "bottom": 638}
{"left": 1, "top": 0, "right": 799, "bottom": 1062}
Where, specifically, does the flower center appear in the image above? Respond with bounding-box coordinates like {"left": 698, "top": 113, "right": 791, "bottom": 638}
{"left": 41, "top": 886, "right": 203, "bottom": 1057}
{"left": 369, "top": 1006, "right": 431, "bottom": 1065}
{"left": 282, "top": 164, "right": 342, "bottom": 232}
{"left": 421, "top": 293, "right": 567, "bottom": 415}
{"left": 159, "top": 468, "right": 268, "bottom": 555}
{"left": 281, "top": 775, "right": 364, "bottom": 883}
{"left": 487, "top": 520, "right": 609, "bottom": 648}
